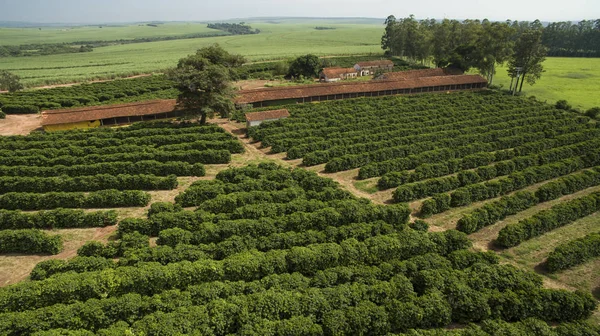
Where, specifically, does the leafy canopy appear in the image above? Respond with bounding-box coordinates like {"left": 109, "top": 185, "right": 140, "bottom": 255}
{"left": 0, "top": 70, "right": 24, "bottom": 92}
{"left": 167, "top": 44, "right": 246, "bottom": 124}
{"left": 287, "top": 54, "right": 321, "bottom": 79}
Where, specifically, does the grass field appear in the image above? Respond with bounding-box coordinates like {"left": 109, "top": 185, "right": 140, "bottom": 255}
{"left": 0, "top": 22, "right": 384, "bottom": 86}
{"left": 492, "top": 58, "right": 600, "bottom": 110}
{"left": 0, "top": 22, "right": 227, "bottom": 45}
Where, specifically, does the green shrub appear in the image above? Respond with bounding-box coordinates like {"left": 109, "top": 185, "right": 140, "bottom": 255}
{"left": 1, "top": 105, "right": 39, "bottom": 114}
{"left": 0, "top": 229, "right": 63, "bottom": 255}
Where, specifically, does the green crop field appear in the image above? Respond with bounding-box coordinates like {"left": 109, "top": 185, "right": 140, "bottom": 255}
{"left": 0, "top": 23, "right": 384, "bottom": 86}
{"left": 0, "top": 22, "right": 226, "bottom": 45}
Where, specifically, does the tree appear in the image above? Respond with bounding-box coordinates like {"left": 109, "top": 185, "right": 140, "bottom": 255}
{"left": 0, "top": 70, "right": 24, "bottom": 92}
{"left": 381, "top": 15, "right": 397, "bottom": 55}
{"left": 475, "top": 21, "right": 515, "bottom": 84}
{"left": 287, "top": 54, "right": 321, "bottom": 79}
{"left": 508, "top": 28, "right": 548, "bottom": 93}
{"left": 167, "top": 44, "right": 245, "bottom": 124}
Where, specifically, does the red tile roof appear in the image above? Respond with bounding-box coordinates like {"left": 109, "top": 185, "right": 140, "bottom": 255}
{"left": 379, "top": 68, "right": 464, "bottom": 81}
{"left": 41, "top": 100, "right": 177, "bottom": 126}
{"left": 245, "top": 109, "right": 290, "bottom": 122}
{"left": 321, "top": 67, "right": 358, "bottom": 79}
{"left": 356, "top": 60, "right": 394, "bottom": 68}
{"left": 236, "top": 75, "right": 487, "bottom": 104}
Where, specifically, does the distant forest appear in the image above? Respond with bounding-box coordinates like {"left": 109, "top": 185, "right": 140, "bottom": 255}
{"left": 207, "top": 23, "right": 260, "bottom": 35}
{"left": 542, "top": 20, "right": 600, "bottom": 57}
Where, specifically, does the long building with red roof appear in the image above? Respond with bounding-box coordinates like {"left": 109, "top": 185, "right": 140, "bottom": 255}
{"left": 41, "top": 100, "right": 179, "bottom": 132}
{"left": 236, "top": 74, "right": 488, "bottom": 107}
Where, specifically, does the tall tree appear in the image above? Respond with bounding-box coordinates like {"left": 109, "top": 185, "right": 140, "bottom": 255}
{"left": 0, "top": 70, "right": 24, "bottom": 92}
{"left": 381, "top": 15, "right": 397, "bottom": 55}
{"left": 508, "top": 28, "right": 548, "bottom": 92}
{"left": 167, "top": 44, "right": 245, "bottom": 124}
{"left": 475, "top": 21, "right": 515, "bottom": 84}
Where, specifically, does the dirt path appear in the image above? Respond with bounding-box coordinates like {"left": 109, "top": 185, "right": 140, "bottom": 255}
{"left": 0, "top": 226, "right": 118, "bottom": 287}
{"left": 218, "top": 119, "right": 385, "bottom": 203}
{"left": 0, "top": 114, "right": 43, "bottom": 136}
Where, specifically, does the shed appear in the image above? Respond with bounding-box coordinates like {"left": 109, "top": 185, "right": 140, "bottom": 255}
{"left": 41, "top": 100, "right": 179, "bottom": 132}
{"left": 319, "top": 67, "right": 359, "bottom": 82}
{"left": 375, "top": 67, "right": 464, "bottom": 81}
{"left": 354, "top": 60, "right": 394, "bottom": 76}
{"left": 245, "top": 109, "right": 290, "bottom": 128}
{"left": 236, "top": 75, "right": 488, "bottom": 107}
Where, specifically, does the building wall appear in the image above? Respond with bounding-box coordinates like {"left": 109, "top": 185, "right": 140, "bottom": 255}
{"left": 247, "top": 117, "right": 289, "bottom": 128}
{"left": 43, "top": 120, "right": 101, "bottom": 132}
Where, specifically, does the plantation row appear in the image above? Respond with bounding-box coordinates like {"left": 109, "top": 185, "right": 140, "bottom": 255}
{"left": 546, "top": 232, "right": 600, "bottom": 272}
{"left": 456, "top": 167, "right": 600, "bottom": 233}
{"left": 327, "top": 122, "right": 588, "bottom": 174}
{"left": 0, "top": 75, "right": 177, "bottom": 113}
{"left": 0, "top": 128, "right": 235, "bottom": 151}
{"left": 248, "top": 92, "right": 595, "bottom": 182}
{"left": 378, "top": 128, "right": 600, "bottom": 189}
{"left": 358, "top": 125, "right": 593, "bottom": 179}
{"left": 415, "top": 154, "right": 599, "bottom": 216}
{"left": 301, "top": 116, "right": 589, "bottom": 168}
{"left": 250, "top": 92, "right": 550, "bottom": 147}
{"left": 0, "top": 229, "right": 63, "bottom": 255}
{"left": 0, "top": 174, "right": 177, "bottom": 194}
{"left": 0, "top": 208, "right": 117, "bottom": 230}
{"left": 0, "top": 121, "right": 224, "bottom": 143}
{"left": 0, "top": 160, "right": 206, "bottom": 178}
{"left": 0, "top": 189, "right": 150, "bottom": 211}
{"left": 277, "top": 106, "right": 564, "bottom": 155}
{"left": 397, "top": 137, "right": 600, "bottom": 204}
{"left": 496, "top": 191, "right": 600, "bottom": 248}
{"left": 0, "top": 139, "right": 242, "bottom": 160}
{"left": 0, "top": 122, "right": 243, "bottom": 212}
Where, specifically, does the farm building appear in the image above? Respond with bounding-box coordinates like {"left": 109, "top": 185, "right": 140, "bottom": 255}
{"left": 41, "top": 100, "right": 179, "bottom": 132}
{"left": 354, "top": 60, "right": 394, "bottom": 76}
{"left": 236, "top": 74, "right": 488, "bottom": 107}
{"left": 375, "top": 67, "right": 464, "bottom": 81}
{"left": 319, "top": 67, "right": 359, "bottom": 82}
{"left": 245, "top": 109, "right": 290, "bottom": 128}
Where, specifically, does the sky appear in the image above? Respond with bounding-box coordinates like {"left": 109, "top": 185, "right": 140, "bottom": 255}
{"left": 0, "top": 0, "right": 598, "bottom": 24}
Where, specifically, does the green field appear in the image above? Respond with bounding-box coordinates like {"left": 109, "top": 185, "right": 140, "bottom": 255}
{"left": 492, "top": 58, "right": 600, "bottom": 110}
{"left": 0, "top": 22, "right": 227, "bottom": 45}
{"left": 0, "top": 23, "right": 384, "bottom": 86}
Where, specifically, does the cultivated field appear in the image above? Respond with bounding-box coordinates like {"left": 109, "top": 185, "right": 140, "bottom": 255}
{"left": 0, "top": 22, "right": 226, "bottom": 45}
{"left": 243, "top": 91, "right": 600, "bottom": 323}
{"left": 0, "top": 90, "right": 600, "bottom": 332}
{"left": 0, "top": 22, "right": 383, "bottom": 86}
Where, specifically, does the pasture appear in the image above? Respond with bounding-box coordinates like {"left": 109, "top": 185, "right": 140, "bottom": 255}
{"left": 492, "top": 57, "right": 600, "bottom": 110}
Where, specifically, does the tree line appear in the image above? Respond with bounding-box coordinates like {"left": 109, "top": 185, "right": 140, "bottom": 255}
{"left": 381, "top": 16, "right": 599, "bottom": 92}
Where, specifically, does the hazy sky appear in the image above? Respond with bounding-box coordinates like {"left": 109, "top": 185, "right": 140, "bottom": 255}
{"left": 1, "top": 0, "right": 598, "bottom": 23}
